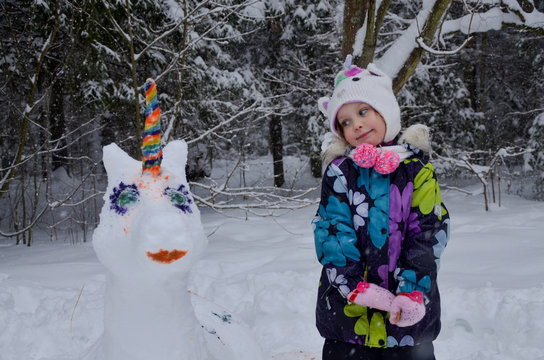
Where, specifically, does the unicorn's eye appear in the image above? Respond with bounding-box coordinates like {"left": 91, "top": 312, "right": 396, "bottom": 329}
{"left": 110, "top": 182, "right": 140, "bottom": 215}
{"left": 164, "top": 185, "right": 193, "bottom": 214}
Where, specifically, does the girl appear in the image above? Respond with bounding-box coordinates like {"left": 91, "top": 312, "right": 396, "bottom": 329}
{"left": 312, "top": 57, "right": 450, "bottom": 360}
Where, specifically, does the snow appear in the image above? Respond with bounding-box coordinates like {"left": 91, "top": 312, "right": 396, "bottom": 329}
{"left": 442, "top": 8, "right": 505, "bottom": 35}
{"left": 163, "top": 0, "right": 186, "bottom": 20}
{"left": 442, "top": 4, "right": 544, "bottom": 37}
{"left": 91, "top": 41, "right": 121, "bottom": 62}
{"left": 241, "top": 2, "right": 266, "bottom": 19}
{"left": 316, "top": 0, "right": 328, "bottom": 13}
{"left": 2, "top": 178, "right": 544, "bottom": 359}
{"left": 532, "top": 113, "right": 544, "bottom": 129}
{"left": 352, "top": 20, "right": 368, "bottom": 59}
{"left": 34, "top": 0, "right": 50, "bottom": 10}
{"left": 241, "top": 1, "right": 286, "bottom": 19}
{"left": 375, "top": 2, "right": 544, "bottom": 78}
{"left": 375, "top": 4, "right": 434, "bottom": 77}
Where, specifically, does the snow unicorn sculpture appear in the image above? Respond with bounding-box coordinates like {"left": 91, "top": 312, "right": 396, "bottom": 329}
{"left": 92, "top": 79, "right": 208, "bottom": 360}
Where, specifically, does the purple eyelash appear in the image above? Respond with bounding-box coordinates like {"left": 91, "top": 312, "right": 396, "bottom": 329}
{"left": 109, "top": 182, "right": 140, "bottom": 215}
{"left": 163, "top": 184, "right": 193, "bottom": 214}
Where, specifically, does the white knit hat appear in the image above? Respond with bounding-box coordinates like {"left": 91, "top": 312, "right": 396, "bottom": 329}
{"left": 318, "top": 56, "right": 401, "bottom": 143}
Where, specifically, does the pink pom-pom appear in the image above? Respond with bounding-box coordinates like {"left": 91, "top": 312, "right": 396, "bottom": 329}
{"left": 352, "top": 143, "right": 378, "bottom": 168}
{"left": 374, "top": 150, "right": 400, "bottom": 175}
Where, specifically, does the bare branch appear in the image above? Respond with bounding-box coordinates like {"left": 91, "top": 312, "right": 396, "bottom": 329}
{"left": 186, "top": 101, "right": 271, "bottom": 145}
{"left": 0, "top": 163, "right": 99, "bottom": 238}
{"left": 134, "top": 20, "right": 185, "bottom": 61}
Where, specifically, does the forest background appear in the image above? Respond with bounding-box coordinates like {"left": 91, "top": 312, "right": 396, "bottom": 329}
{"left": 1, "top": 0, "right": 544, "bottom": 246}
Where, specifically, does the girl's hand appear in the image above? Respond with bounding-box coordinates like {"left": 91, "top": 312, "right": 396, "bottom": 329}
{"left": 389, "top": 291, "right": 425, "bottom": 327}
{"left": 347, "top": 281, "right": 395, "bottom": 312}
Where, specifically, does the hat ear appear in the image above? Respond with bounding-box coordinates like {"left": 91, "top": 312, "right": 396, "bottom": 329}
{"left": 366, "top": 63, "right": 389, "bottom": 78}
{"left": 318, "top": 97, "right": 330, "bottom": 117}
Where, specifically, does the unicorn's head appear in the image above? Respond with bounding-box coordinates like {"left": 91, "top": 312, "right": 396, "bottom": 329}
{"left": 93, "top": 79, "right": 207, "bottom": 280}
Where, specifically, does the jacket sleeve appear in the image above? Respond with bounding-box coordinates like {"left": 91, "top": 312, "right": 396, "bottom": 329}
{"left": 394, "top": 161, "right": 450, "bottom": 298}
{"left": 312, "top": 161, "right": 364, "bottom": 297}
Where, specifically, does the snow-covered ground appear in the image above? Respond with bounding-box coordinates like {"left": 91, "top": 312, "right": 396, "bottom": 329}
{"left": 1, "top": 186, "right": 544, "bottom": 360}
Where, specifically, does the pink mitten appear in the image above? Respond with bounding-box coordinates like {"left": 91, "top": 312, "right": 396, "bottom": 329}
{"left": 347, "top": 281, "right": 395, "bottom": 312}
{"left": 389, "top": 291, "right": 425, "bottom": 327}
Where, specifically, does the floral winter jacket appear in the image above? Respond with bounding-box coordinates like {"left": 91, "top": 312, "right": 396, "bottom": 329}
{"left": 312, "top": 137, "right": 450, "bottom": 348}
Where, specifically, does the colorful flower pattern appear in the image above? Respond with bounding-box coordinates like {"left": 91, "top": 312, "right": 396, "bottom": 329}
{"left": 433, "top": 219, "right": 450, "bottom": 270}
{"left": 388, "top": 183, "right": 420, "bottom": 272}
{"left": 387, "top": 335, "right": 415, "bottom": 347}
{"left": 328, "top": 163, "right": 348, "bottom": 194}
{"left": 326, "top": 267, "right": 351, "bottom": 298}
{"left": 394, "top": 269, "right": 431, "bottom": 294}
{"left": 412, "top": 163, "right": 447, "bottom": 220}
{"left": 348, "top": 189, "right": 368, "bottom": 230}
{"left": 356, "top": 167, "right": 389, "bottom": 249}
{"left": 313, "top": 155, "right": 449, "bottom": 348}
{"left": 314, "top": 195, "right": 360, "bottom": 266}
{"left": 344, "top": 303, "right": 387, "bottom": 348}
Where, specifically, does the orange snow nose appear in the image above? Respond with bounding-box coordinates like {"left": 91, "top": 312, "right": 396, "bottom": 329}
{"left": 146, "top": 249, "right": 188, "bottom": 264}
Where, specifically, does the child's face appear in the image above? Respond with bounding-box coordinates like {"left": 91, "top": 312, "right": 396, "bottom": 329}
{"left": 336, "top": 102, "right": 386, "bottom": 147}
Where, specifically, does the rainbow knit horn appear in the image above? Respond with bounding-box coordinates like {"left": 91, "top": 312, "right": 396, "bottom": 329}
{"left": 142, "top": 78, "right": 162, "bottom": 176}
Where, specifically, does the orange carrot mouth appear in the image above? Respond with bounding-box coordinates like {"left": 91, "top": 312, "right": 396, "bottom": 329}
{"left": 146, "top": 249, "right": 188, "bottom": 264}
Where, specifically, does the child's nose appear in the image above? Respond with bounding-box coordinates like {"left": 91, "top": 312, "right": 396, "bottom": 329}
{"left": 354, "top": 118, "right": 364, "bottom": 128}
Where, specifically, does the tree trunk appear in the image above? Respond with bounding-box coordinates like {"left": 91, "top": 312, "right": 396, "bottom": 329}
{"left": 357, "top": 0, "right": 392, "bottom": 68}
{"left": 342, "top": 0, "right": 369, "bottom": 60}
{"left": 356, "top": 0, "right": 375, "bottom": 67}
{"left": 310, "top": 154, "right": 322, "bottom": 179}
{"left": 165, "top": 0, "right": 189, "bottom": 143}
{"left": 267, "top": 18, "right": 285, "bottom": 188}
{"left": 392, "top": 0, "right": 452, "bottom": 94}
{"left": 478, "top": 33, "right": 487, "bottom": 149}
{"left": 49, "top": 75, "right": 68, "bottom": 171}
{"left": 126, "top": 0, "right": 142, "bottom": 159}
{"left": 269, "top": 116, "right": 284, "bottom": 187}
{"left": 463, "top": 57, "right": 478, "bottom": 112}
{"left": 479, "top": 33, "right": 487, "bottom": 113}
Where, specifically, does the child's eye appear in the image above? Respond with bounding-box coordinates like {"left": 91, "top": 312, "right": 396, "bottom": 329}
{"left": 110, "top": 182, "right": 140, "bottom": 215}
{"left": 359, "top": 108, "right": 368, "bottom": 116}
{"left": 164, "top": 185, "right": 193, "bottom": 214}
{"left": 341, "top": 120, "right": 350, "bottom": 127}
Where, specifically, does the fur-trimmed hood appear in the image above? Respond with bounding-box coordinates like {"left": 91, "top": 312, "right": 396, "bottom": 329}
{"left": 321, "top": 124, "right": 432, "bottom": 170}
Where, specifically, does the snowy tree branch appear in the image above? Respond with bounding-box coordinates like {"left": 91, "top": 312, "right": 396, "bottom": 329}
{"left": 186, "top": 101, "right": 272, "bottom": 145}
{"left": 416, "top": 35, "right": 473, "bottom": 55}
